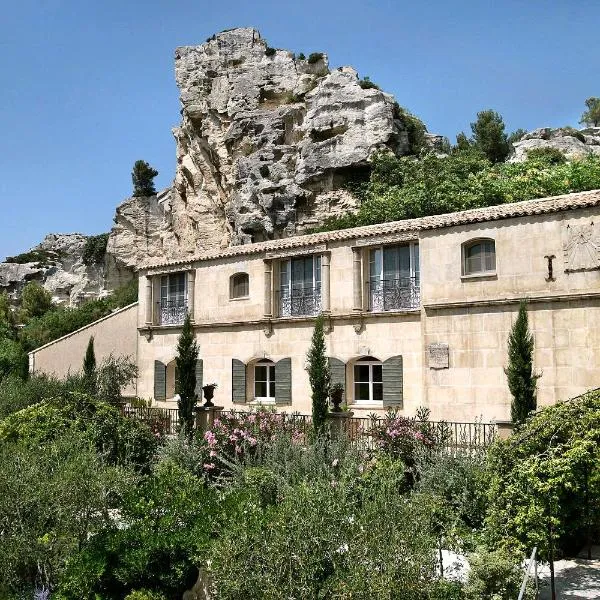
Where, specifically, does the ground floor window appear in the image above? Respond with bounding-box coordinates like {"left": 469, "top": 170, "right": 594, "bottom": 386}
{"left": 254, "top": 359, "right": 275, "bottom": 401}
{"left": 353, "top": 358, "right": 383, "bottom": 403}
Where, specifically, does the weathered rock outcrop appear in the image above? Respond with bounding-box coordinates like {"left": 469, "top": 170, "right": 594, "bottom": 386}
{"left": 0, "top": 234, "right": 121, "bottom": 306}
{"left": 510, "top": 127, "right": 600, "bottom": 162}
{"left": 108, "top": 27, "right": 416, "bottom": 260}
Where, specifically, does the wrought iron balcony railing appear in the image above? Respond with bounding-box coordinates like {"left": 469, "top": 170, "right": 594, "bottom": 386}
{"left": 280, "top": 285, "right": 322, "bottom": 317}
{"left": 157, "top": 299, "right": 188, "bottom": 325}
{"left": 369, "top": 277, "right": 420, "bottom": 312}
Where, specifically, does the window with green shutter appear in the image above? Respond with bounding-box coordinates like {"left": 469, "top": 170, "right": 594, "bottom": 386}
{"left": 154, "top": 360, "right": 166, "bottom": 400}
{"left": 232, "top": 359, "right": 246, "bottom": 404}
{"left": 382, "top": 355, "right": 403, "bottom": 407}
{"left": 275, "top": 357, "right": 292, "bottom": 405}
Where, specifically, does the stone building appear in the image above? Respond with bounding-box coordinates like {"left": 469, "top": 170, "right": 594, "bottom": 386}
{"left": 30, "top": 189, "right": 600, "bottom": 422}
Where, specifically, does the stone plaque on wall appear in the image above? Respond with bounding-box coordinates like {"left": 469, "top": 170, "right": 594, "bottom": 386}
{"left": 428, "top": 343, "right": 449, "bottom": 369}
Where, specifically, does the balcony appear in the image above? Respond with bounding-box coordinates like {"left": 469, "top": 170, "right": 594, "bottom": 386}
{"left": 369, "top": 277, "right": 420, "bottom": 312}
{"left": 280, "top": 285, "right": 322, "bottom": 317}
{"left": 157, "top": 299, "right": 188, "bottom": 325}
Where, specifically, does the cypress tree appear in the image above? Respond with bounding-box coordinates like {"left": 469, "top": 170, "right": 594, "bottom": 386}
{"left": 82, "top": 336, "right": 97, "bottom": 395}
{"left": 175, "top": 313, "right": 199, "bottom": 434}
{"left": 505, "top": 301, "right": 539, "bottom": 424}
{"left": 307, "top": 314, "right": 330, "bottom": 436}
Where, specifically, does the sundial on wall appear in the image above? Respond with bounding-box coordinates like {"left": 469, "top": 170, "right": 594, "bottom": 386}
{"left": 563, "top": 223, "right": 600, "bottom": 272}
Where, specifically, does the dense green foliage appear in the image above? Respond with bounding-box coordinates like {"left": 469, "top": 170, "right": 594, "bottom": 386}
{"left": 4, "top": 248, "right": 59, "bottom": 266}
{"left": 20, "top": 280, "right": 53, "bottom": 319}
{"left": 0, "top": 338, "right": 27, "bottom": 381}
{"left": 82, "top": 336, "right": 97, "bottom": 394}
{"left": 175, "top": 313, "right": 199, "bottom": 432}
{"left": 580, "top": 97, "right": 600, "bottom": 127}
{"left": 470, "top": 109, "right": 510, "bottom": 163}
{"left": 506, "top": 302, "right": 538, "bottom": 424}
{"left": 82, "top": 233, "right": 109, "bottom": 265}
{"left": 316, "top": 151, "right": 600, "bottom": 232}
{"left": 486, "top": 389, "right": 600, "bottom": 561}
{"left": 307, "top": 314, "right": 329, "bottom": 435}
{"left": 131, "top": 160, "right": 158, "bottom": 197}
{"left": 307, "top": 52, "right": 324, "bottom": 64}
{"left": 358, "top": 75, "right": 380, "bottom": 90}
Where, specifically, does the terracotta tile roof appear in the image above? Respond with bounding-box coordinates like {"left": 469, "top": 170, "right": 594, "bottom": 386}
{"left": 142, "top": 189, "right": 600, "bottom": 269}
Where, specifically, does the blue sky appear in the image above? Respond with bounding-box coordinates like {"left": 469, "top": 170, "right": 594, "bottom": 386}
{"left": 1, "top": 0, "right": 598, "bottom": 259}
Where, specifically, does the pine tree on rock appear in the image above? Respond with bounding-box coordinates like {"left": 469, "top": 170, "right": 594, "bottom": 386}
{"left": 471, "top": 109, "right": 510, "bottom": 163}
{"left": 83, "top": 336, "right": 97, "bottom": 395}
{"left": 505, "top": 301, "right": 540, "bottom": 424}
{"left": 131, "top": 160, "right": 159, "bottom": 197}
{"left": 307, "top": 314, "right": 330, "bottom": 436}
{"left": 175, "top": 313, "right": 199, "bottom": 434}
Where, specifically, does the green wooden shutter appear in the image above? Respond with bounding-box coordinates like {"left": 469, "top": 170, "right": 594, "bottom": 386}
{"left": 382, "top": 355, "right": 403, "bottom": 407}
{"left": 275, "top": 357, "right": 292, "bottom": 405}
{"left": 194, "top": 359, "right": 203, "bottom": 398}
{"left": 154, "top": 360, "right": 166, "bottom": 400}
{"left": 328, "top": 357, "right": 346, "bottom": 398}
{"left": 232, "top": 359, "right": 246, "bottom": 404}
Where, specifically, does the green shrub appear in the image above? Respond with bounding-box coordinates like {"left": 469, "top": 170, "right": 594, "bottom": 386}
{"left": 526, "top": 146, "right": 567, "bottom": 164}
{"left": 82, "top": 233, "right": 109, "bottom": 265}
{"left": 265, "top": 46, "right": 276, "bottom": 57}
{"left": 0, "top": 373, "right": 68, "bottom": 419}
{"left": 124, "top": 591, "right": 168, "bottom": 600}
{"left": 4, "top": 248, "right": 59, "bottom": 266}
{"left": 297, "top": 52, "right": 306, "bottom": 60}
{"left": 394, "top": 102, "right": 428, "bottom": 155}
{"left": 0, "top": 338, "right": 27, "bottom": 381}
{"left": 358, "top": 76, "right": 380, "bottom": 90}
{"left": 307, "top": 52, "right": 324, "bottom": 64}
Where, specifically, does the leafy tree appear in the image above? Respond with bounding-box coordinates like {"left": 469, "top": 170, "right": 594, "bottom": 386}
{"left": 455, "top": 131, "right": 473, "bottom": 152}
{"left": 175, "top": 313, "right": 199, "bottom": 434}
{"left": 20, "top": 281, "right": 53, "bottom": 319}
{"left": 0, "top": 337, "right": 27, "bottom": 381}
{"left": 307, "top": 314, "right": 330, "bottom": 436}
{"left": 580, "top": 97, "right": 600, "bottom": 127}
{"left": 507, "top": 128, "right": 527, "bottom": 145}
{"left": 96, "top": 354, "right": 137, "bottom": 406}
{"left": 82, "top": 233, "right": 109, "bottom": 265}
{"left": 132, "top": 160, "right": 159, "bottom": 197}
{"left": 82, "top": 336, "right": 96, "bottom": 394}
{"left": 471, "top": 109, "right": 510, "bottom": 163}
{"left": 505, "top": 301, "right": 539, "bottom": 424}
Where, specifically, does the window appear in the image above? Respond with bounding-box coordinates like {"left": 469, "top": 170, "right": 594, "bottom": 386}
{"left": 159, "top": 272, "right": 187, "bottom": 325}
{"left": 353, "top": 358, "right": 383, "bottom": 403}
{"left": 254, "top": 359, "right": 275, "bottom": 402}
{"left": 279, "top": 255, "right": 321, "bottom": 316}
{"left": 462, "top": 239, "right": 496, "bottom": 276}
{"left": 230, "top": 272, "right": 249, "bottom": 299}
{"left": 369, "top": 243, "right": 420, "bottom": 311}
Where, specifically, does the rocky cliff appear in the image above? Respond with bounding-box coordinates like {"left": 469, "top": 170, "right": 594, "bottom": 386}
{"left": 510, "top": 127, "right": 600, "bottom": 162}
{"left": 108, "top": 27, "right": 417, "bottom": 265}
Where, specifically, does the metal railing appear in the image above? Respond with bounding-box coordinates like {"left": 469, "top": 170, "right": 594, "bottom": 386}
{"left": 157, "top": 299, "right": 188, "bottom": 325}
{"left": 121, "top": 406, "right": 496, "bottom": 451}
{"left": 369, "top": 277, "right": 421, "bottom": 311}
{"left": 518, "top": 547, "right": 539, "bottom": 600}
{"left": 280, "top": 285, "right": 322, "bottom": 317}
{"left": 120, "top": 406, "right": 180, "bottom": 435}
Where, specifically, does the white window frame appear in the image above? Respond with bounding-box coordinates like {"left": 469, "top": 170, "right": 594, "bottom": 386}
{"left": 353, "top": 359, "right": 383, "bottom": 405}
{"left": 253, "top": 360, "right": 276, "bottom": 404}
{"left": 279, "top": 255, "right": 322, "bottom": 316}
{"left": 369, "top": 242, "right": 420, "bottom": 312}
{"left": 461, "top": 238, "right": 496, "bottom": 277}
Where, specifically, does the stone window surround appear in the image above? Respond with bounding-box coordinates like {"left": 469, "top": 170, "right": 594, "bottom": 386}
{"left": 229, "top": 272, "right": 250, "bottom": 300}
{"left": 461, "top": 237, "right": 497, "bottom": 279}
{"left": 145, "top": 269, "right": 195, "bottom": 326}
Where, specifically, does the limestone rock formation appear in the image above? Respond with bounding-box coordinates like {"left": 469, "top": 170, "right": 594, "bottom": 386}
{"left": 107, "top": 27, "right": 416, "bottom": 261}
{"left": 0, "top": 233, "right": 119, "bottom": 306}
{"left": 510, "top": 127, "right": 600, "bottom": 162}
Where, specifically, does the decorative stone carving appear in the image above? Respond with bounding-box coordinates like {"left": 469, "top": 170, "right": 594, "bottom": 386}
{"left": 428, "top": 343, "right": 449, "bottom": 369}
{"left": 353, "top": 314, "right": 364, "bottom": 334}
{"left": 263, "top": 320, "right": 273, "bottom": 338}
{"left": 563, "top": 223, "right": 600, "bottom": 272}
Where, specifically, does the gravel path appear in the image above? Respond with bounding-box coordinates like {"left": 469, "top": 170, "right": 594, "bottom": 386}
{"left": 538, "top": 547, "right": 600, "bottom": 599}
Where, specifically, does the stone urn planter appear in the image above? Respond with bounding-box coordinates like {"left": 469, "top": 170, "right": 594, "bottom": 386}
{"left": 195, "top": 405, "right": 224, "bottom": 435}
{"left": 202, "top": 383, "right": 218, "bottom": 407}
{"left": 330, "top": 383, "right": 345, "bottom": 413}
{"left": 326, "top": 410, "right": 355, "bottom": 440}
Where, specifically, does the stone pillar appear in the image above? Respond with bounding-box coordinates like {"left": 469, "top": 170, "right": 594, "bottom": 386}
{"left": 145, "top": 276, "right": 153, "bottom": 324}
{"left": 321, "top": 252, "right": 331, "bottom": 313}
{"left": 263, "top": 260, "right": 273, "bottom": 318}
{"left": 187, "top": 270, "right": 196, "bottom": 322}
{"left": 352, "top": 247, "right": 362, "bottom": 312}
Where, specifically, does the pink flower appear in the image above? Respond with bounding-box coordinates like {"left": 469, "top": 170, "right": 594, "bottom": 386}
{"left": 209, "top": 450, "right": 217, "bottom": 457}
{"left": 203, "top": 463, "right": 216, "bottom": 471}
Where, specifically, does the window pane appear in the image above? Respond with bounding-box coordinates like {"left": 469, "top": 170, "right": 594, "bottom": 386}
{"left": 355, "top": 382, "right": 370, "bottom": 401}
{"left": 268, "top": 365, "right": 276, "bottom": 381}
{"left": 314, "top": 256, "right": 321, "bottom": 286}
{"left": 370, "top": 249, "right": 381, "bottom": 281}
{"left": 269, "top": 381, "right": 275, "bottom": 398}
{"left": 280, "top": 260, "right": 289, "bottom": 294}
{"left": 413, "top": 244, "right": 420, "bottom": 277}
{"left": 255, "top": 381, "right": 267, "bottom": 397}
{"left": 383, "top": 246, "right": 398, "bottom": 281}
{"left": 354, "top": 364, "right": 370, "bottom": 382}
{"left": 372, "top": 364, "right": 383, "bottom": 382}
{"left": 255, "top": 366, "right": 267, "bottom": 382}
{"left": 373, "top": 383, "right": 383, "bottom": 401}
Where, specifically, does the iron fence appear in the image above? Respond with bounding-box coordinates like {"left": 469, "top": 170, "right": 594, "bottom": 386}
{"left": 369, "top": 277, "right": 420, "bottom": 311}
{"left": 121, "top": 405, "right": 496, "bottom": 451}
{"left": 279, "top": 285, "right": 322, "bottom": 317}
{"left": 157, "top": 299, "right": 188, "bottom": 325}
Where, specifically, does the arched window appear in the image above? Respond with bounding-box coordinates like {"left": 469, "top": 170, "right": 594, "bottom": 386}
{"left": 353, "top": 356, "right": 383, "bottom": 403}
{"left": 254, "top": 358, "right": 275, "bottom": 402}
{"left": 462, "top": 239, "right": 496, "bottom": 276}
{"left": 230, "top": 272, "right": 249, "bottom": 299}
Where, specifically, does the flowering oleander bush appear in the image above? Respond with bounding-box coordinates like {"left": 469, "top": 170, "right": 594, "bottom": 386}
{"left": 199, "top": 410, "right": 306, "bottom": 477}
{"left": 367, "top": 409, "right": 435, "bottom": 466}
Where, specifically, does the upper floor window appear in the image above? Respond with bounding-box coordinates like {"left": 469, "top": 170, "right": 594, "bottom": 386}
{"left": 462, "top": 239, "right": 496, "bottom": 276}
{"left": 230, "top": 272, "right": 249, "bottom": 299}
{"left": 369, "top": 243, "right": 420, "bottom": 311}
{"left": 280, "top": 255, "right": 321, "bottom": 317}
{"left": 159, "top": 272, "right": 187, "bottom": 325}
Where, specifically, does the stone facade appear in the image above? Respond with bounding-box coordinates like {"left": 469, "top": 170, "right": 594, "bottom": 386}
{"left": 31, "top": 190, "right": 600, "bottom": 422}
